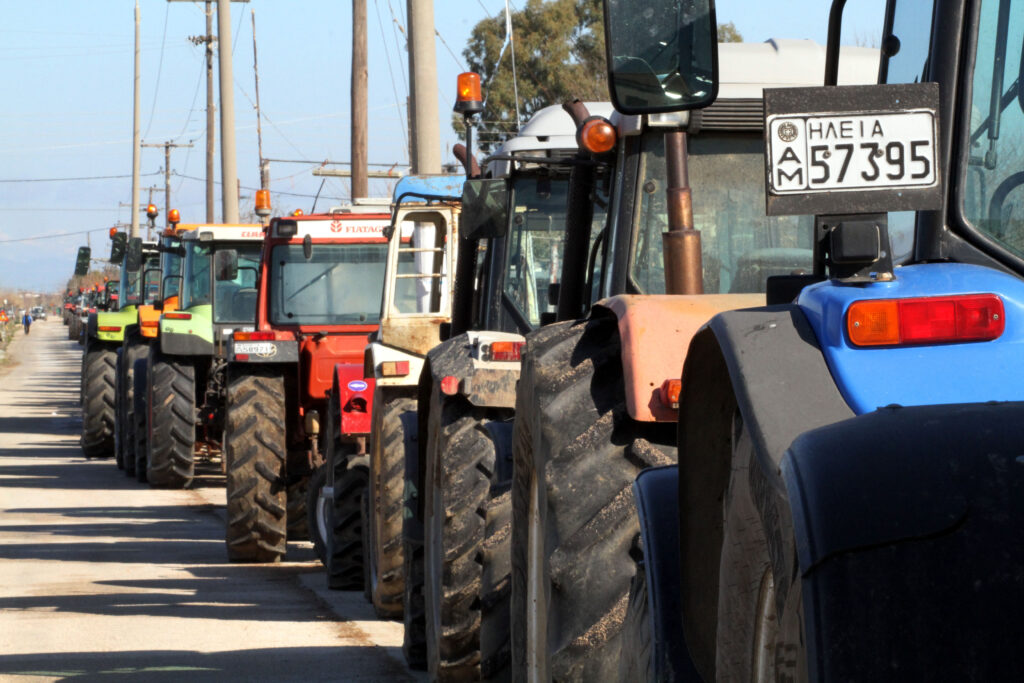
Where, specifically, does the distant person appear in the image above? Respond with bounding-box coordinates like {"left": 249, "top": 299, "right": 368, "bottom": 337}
{"left": 22, "top": 312, "right": 31, "bottom": 335}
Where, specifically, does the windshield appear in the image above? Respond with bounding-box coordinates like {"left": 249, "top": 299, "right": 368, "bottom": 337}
{"left": 503, "top": 175, "right": 570, "bottom": 327}
{"left": 270, "top": 243, "right": 387, "bottom": 326}
{"left": 159, "top": 236, "right": 182, "bottom": 301}
{"left": 960, "top": 0, "right": 1024, "bottom": 255}
{"left": 630, "top": 131, "right": 813, "bottom": 294}
{"left": 180, "top": 241, "right": 261, "bottom": 322}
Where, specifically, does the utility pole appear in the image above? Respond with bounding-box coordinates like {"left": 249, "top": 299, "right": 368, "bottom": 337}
{"left": 217, "top": 0, "right": 239, "bottom": 223}
{"left": 142, "top": 141, "right": 193, "bottom": 227}
{"left": 131, "top": 1, "right": 142, "bottom": 238}
{"left": 352, "top": 0, "right": 368, "bottom": 198}
{"left": 172, "top": 0, "right": 249, "bottom": 222}
{"left": 406, "top": 0, "right": 440, "bottom": 175}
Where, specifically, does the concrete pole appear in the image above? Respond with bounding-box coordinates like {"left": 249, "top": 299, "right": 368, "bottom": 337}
{"left": 217, "top": 0, "right": 239, "bottom": 223}
{"left": 406, "top": 0, "right": 440, "bottom": 175}
{"left": 205, "top": 1, "right": 216, "bottom": 222}
{"left": 130, "top": 1, "right": 141, "bottom": 238}
{"left": 351, "top": 0, "right": 368, "bottom": 199}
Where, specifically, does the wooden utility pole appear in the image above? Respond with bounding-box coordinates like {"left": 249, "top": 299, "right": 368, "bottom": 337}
{"left": 217, "top": 0, "right": 239, "bottom": 223}
{"left": 131, "top": 1, "right": 142, "bottom": 238}
{"left": 352, "top": 0, "right": 368, "bottom": 198}
{"left": 406, "top": 0, "right": 440, "bottom": 175}
{"left": 142, "top": 141, "right": 193, "bottom": 227}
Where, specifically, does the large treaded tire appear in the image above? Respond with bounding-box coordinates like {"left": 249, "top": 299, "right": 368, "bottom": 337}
{"left": 146, "top": 348, "right": 196, "bottom": 488}
{"left": 132, "top": 356, "right": 149, "bottom": 483}
{"left": 114, "top": 349, "right": 126, "bottom": 469}
{"left": 80, "top": 344, "right": 117, "bottom": 458}
{"left": 403, "top": 431, "right": 427, "bottom": 670}
{"left": 323, "top": 392, "right": 369, "bottom": 588}
{"left": 287, "top": 479, "right": 310, "bottom": 542}
{"left": 119, "top": 342, "right": 148, "bottom": 478}
{"left": 618, "top": 555, "right": 655, "bottom": 682}
{"left": 510, "top": 315, "right": 676, "bottom": 681}
{"left": 224, "top": 369, "right": 288, "bottom": 562}
{"left": 423, "top": 392, "right": 511, "bottom": 681}
{"left": 481, "top": 488, "right": 512, "bottom": 682}
{"left": 368, "top": 394, "right": 416, "bottom": 617}
{"left": 307, "top": 465, "right": 329, "bottom": 564}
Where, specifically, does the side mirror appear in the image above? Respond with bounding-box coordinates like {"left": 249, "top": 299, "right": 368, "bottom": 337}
{"left": 110, "top": 232, "right": 127, "bottom": 262}
{"left": 461, "top": 178, "right": 510, "bottom": 240}
{"left": 547, "top": 282, "right": 561, "bottom": 307}
{"left": 603, "top": 0, "right": 718, "bottom": 114}
{"left": 215, "top": 249, "right": 239, "bottom": 281}
{"left": 303, "top": 234, "right": 313, "bottom": 260}
{"left": 74, "top": 246, "right": 91, "bottom": 276}
{"left": 125, "top": 238, "right": 143, "bottom": 273}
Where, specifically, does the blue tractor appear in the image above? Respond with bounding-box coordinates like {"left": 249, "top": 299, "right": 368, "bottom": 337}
{"left": 606, "top": 0, "right": 1024, "bottom": 680}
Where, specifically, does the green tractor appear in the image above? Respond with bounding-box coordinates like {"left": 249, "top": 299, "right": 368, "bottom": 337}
{"left": 142, "top": 224, "right": 264, "bottom": 488}
{"left": 80, "top": 235, "right": 151, "bottom": 458}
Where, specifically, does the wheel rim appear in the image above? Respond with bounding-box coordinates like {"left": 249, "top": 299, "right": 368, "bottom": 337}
{"left": 526, "top": 466, "right": 545, "bottom": 683}
{"left": 316, "top": 483, "right": 330, "bottom": 548}
{"left": 753, "top": 568, "right": 779, "bottom": 682}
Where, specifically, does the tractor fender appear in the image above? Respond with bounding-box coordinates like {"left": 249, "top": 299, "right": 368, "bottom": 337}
{"left": 675, "top": 304, "right": 854, "bottom": 675}
{"left": 366, "top": 340, "right": 426, "bottom": 388}
{"left": 631, "top": 465, "right": 701, "bottom": 682}
{"left": 425, "top": 330, "right": 524, "bottom": 409}
{"left": 784, "top": 402, "right": 1024, "bottom": 680}
{"left": 333, "top": 363, "right": 375, "bottom": 437}
{"left": 598, "top": 293, "right": 763, "bottom": 422}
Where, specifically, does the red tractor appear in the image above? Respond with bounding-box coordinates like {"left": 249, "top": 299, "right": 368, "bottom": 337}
{"left": 222, "top": 208, "right": 392, "bottom": 562}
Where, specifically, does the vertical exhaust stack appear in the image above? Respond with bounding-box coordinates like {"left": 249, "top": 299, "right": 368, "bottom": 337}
{"left": 662, "top": 131, "right": 704, "bottom": 295}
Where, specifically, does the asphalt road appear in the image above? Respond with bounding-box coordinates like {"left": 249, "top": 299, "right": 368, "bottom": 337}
{"left": 0, "top": 320, "right": 419, "bottom": 682}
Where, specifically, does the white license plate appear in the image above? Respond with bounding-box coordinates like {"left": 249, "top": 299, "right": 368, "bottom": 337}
{"left": 767, "top": 110, "right": 937, "bottom": 194}
{"left": 234, "top": 342, "right": 277, "bottom": 356}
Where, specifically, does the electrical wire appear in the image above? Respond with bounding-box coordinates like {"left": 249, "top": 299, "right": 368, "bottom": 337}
{"left": 0, "top": 171, "right": 161, "bottom": 183}
{"left": 0, "top": 227, "right": 114, "bottom": 244}
{"left": 375, "top": 0, "right": 409, "bottom": 160}
{"left": 171, "top": 171, "right": 346, "bottom": 200}
{"left": 143, "top": 2, "right": 172, "bottom": 141}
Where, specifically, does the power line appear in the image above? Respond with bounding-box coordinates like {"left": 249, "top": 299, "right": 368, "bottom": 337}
{"left": 170, "top": 171, "right": 346, "bottom": 200}
{"left": 0, "top": 171, "right": 162, "bottom": 183}
{"left": 143, "top": 2, "right": 172, "bottom": 141}
{"left": 0, "top": 227, "right": 111, "bottom": 244}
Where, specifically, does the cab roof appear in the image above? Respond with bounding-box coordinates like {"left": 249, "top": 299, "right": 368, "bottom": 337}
{"left": 268, "top": 214, "right": 391, "bottom": 242}
{"left": 180, "top": 224, "right": 265, "bottom": 242}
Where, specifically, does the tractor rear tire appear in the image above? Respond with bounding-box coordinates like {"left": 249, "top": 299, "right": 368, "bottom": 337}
{"left": 120, "top": 342, "right": 148, "bottom": 478}
{"left": 368, "top": 394, "right": 416, "bottom": 617}
{"left": 403, "top": 437, "right": 427, "bottom": 670}
{"left": 307, "top": 465, "right": 329, "bottom": 564}
{"left": 132, "top": 357, "right": 149, "bottom": 483}
{"left": 287, "top": 479, "right": 310, "bottom": 542}
{"left": 481, "top": 489, "right": 512, "bottom": 682}
{"left": 510, "top": 315, "right": 677, "bottom": 682}
{"left": 423, "top": 392, "right": 510, "bottom": 682}
{"left": 618, "top": 556, "right": 655, "bottom": 683}
{"left": 224, "top": 369, "right": 288, "bottom": 563}
{"left": 80, "top": 344, "right": 116, "bottom": 458}
{"left": 324, "top": 393, "right": 369, "bottom": 588}
{"left": 146, "top": 349, "right": 196, "bottom": 488}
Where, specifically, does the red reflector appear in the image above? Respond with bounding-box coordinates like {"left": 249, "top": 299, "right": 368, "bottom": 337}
{"left": 381, "top": 360, "right": 411, "bottom": 377}
{"left": 98, "top": 326, "right": 121, "bottom": 332}
{"left": 659, "top": 379, "right": 682, "bottom": 410}
{"left": 489, "top": 341, "right": 524, "bottom": 362}
{"left": 848, "top": 294, "right": 1004, "bottom": 346}
{"left": 141, "top": 320, "right": 159, "bottom": 328}
{"left": 440, "top": 375, "right": 459, "bottom": 395}
{"left": 235, "top": 354, "right": 250, "bottom": 362}
{"left": 234, "top": 330, "right": 275, "bottom": 341}
{"left": 88, "top": 308, "right": 96, "bottom": 314}
{"left": 164, "top": 312, "right": 192, "bottom": 320}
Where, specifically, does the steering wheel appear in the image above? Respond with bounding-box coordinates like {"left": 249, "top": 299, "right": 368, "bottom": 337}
{"left": 987, "top": 170, "right": 1024, "bottom": 236}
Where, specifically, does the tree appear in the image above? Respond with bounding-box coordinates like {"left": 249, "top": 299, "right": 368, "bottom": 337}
{"left": 718, "top": 21, "right": 743, "bottom": 43}
{"left": 457, "top": 0, "right": 606, "bottom": 152}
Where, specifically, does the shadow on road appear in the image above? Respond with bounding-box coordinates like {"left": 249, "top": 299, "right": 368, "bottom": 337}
{"left": 0, "top": 645, "right": 414, "bottom": 681}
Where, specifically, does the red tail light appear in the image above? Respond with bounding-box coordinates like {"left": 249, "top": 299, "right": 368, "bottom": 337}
{"left": 234, "top": 331, "right": 275, "bottom": 341}
{"left": 847, "top": 294, "right": 1004, "bottom": 347}
{"left": 98, "top": 326, "right": 121, "bottom": 332}
{"left": 659, "top": 379, "right": 682, "bottom": 410}
{"left": 141, "top": 320, "right": 159, "bottom": 328}
{"left": 487, "top": 341, "right": 524, "bottom": 362}
{"left": 164, "top": 312, "right": 192, "bottom": 320}
{"left": 381, "top": 360, "right": 410, "bottom": 377}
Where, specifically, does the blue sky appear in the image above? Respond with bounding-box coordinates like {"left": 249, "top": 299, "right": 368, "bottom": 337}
{"left": 0, "top": 0, "right": 885, "bottom": 292}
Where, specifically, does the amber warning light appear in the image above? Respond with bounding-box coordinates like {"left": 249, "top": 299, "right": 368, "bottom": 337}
{"left": 454, "top": 72, "right": 484, "bottom": 116}
{"left": 146, "top": 204, "right": 159, "bottom": 220}
{"left": 168, "top": 208, "right": 180, "bottom": 226}
{"left": 255, "top": 189, "right": 272, "bottom": 218}
{"left": 579, "top": 116, "right": 616, "bottom": 155}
